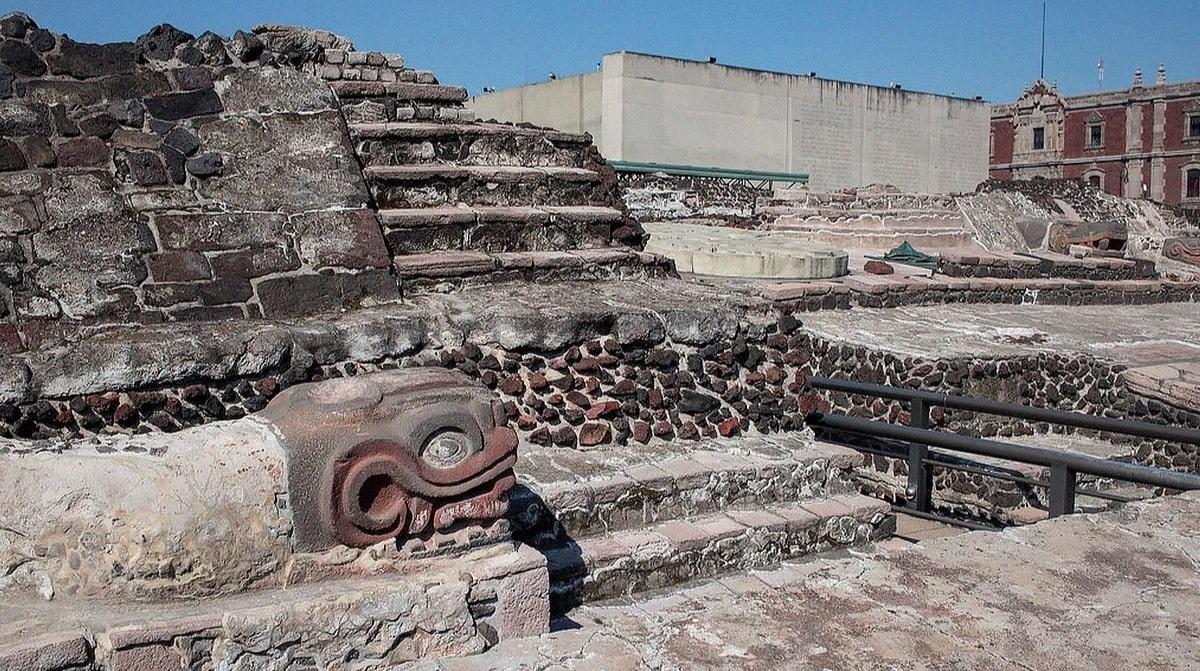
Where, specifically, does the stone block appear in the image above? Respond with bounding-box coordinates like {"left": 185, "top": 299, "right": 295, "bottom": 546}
{"left": 256, "top": 269, "right": 397, "bottom": 317}
{"left": 209, "top": 246, "right": 299, "bottom": 279}
{"left": 0, "top": 100, "right": 51, "bottom": 136}
{"left": 108, "top": 643, "right": 182, "bottom": 671}
{"left": 0, "top": 631, "right": 91, "bottom": 671}
{"left": 55, "top": 137, "right": 110, "bottom": 168}
{"left": 126, "top": 150, "right": 168, "bottom": 185}
{"left": 145, "top": 89, "right": 224, "bottom": 122}
{"left": 147, "top": 251, "right": 211, "bottom": 282}
{"left": 195, "top": 111, "right": 369, "bottom": 213}
{"left": 291, "top": 209, "right": 390, "bottom": 270}
{"left": 155, "top": 212, "right": 289, "bottom": 251}
{"left": 48, "top": 37, "right": 136, "bottom": 78}
{"left": 0, "top": 138, "right": 25, "bottom": 170}
{"left": 18, "top": 136, "right": 54, "bottom": 167}
{"left": 218, "top": 66, "right": 337, "bottom": 114}
{"left": 0, "top": 38, "right": 45, "bottom": 75}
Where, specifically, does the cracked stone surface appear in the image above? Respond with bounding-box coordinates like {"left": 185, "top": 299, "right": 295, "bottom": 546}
{"left": 410, "top": 491, "right": 1200, "bottom": 670}
{"left": 799, "top": 302, "right": 1200, "bottom": 365}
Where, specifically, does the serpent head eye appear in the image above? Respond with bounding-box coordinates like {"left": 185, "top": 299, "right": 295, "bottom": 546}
{"left": 420, "top": 429, "right": 474, "bottom": 468}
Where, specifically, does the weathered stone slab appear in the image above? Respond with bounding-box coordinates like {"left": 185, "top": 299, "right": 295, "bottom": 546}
{"left": 194, "top": 111, "right": 368, "bottom": 212}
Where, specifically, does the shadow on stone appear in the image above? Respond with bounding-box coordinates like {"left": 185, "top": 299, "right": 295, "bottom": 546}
{"left": 507, "top": 483, "right": 587, "bottom": 615}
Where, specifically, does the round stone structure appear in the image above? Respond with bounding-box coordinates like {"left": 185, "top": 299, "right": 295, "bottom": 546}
{"left": 643, "top": 222, "right": 849, "bottom": 279}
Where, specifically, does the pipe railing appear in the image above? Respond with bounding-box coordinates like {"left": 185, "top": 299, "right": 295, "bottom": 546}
{"left": 807, "top": 376, "right": 1200, "bottom": 521}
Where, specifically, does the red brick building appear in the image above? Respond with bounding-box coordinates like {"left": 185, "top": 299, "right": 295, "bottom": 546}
{"left": 990, "top": 66, "right": 1200, "bottom": 212}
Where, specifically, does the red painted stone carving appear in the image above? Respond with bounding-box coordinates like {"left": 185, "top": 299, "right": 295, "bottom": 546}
{"left": 1163, "top": 236, "right": 1200, "bottom": 268}
{"left": 1046, "top": 220, "right": 1126, "bottom": 253}
{"left": 261, "top": 368, "right": 518, "bottom": 551}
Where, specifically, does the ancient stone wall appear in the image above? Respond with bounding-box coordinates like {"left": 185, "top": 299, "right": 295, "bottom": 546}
{"left": 619, "top": 172, "right": 763, "bottom": 227}
{"left": 0, "top": 16, "right": 398, "bottom": 354}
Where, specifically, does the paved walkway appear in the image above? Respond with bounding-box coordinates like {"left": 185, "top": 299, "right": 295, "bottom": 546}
{"left": 411, "top": 492, "right": 1200, "bottom": 670}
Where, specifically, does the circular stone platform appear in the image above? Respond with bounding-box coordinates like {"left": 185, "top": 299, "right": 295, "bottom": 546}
{"left": 643, "top": 222, "right": 849, "bottom": 279}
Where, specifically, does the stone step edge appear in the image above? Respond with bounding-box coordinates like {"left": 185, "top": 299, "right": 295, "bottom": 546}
{"left": 393, "top": 248, "right": 670, "bottom": 278}
{"left": 350, "top": 121, "right": 591, "bottom": 144}
{"left": 511, "top": 441, "right": 866, "bottom": 541}
{"left": 365, "top": 164, "right": 601, "bottom": 183}
{"left": 378, "top": 206, "right": 625, "bottom": 228}
{"left": 0, "top": 544, "right": 548, "bottom": 671}
{"left": 331, "top": 80, "right": 469, "bottom": 102}
{"left": 544, "top": 494, "right": 893, "bottom": 606}
{"left": 761, "top": 276, "right": 1200, "bottom": 301}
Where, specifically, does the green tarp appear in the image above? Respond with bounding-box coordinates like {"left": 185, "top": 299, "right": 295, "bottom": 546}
{"left": 866, "top": 240, "right": 940, "bottom": 271}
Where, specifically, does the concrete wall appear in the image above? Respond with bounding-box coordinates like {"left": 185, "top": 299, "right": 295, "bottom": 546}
{"left": 469, "top": 52, "right": 991, "bottom": 194}
{"left": 469, "top": 72, "right": 603, "bottom": 145}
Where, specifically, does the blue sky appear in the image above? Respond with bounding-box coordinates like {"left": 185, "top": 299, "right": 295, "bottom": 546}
{"left": 4, "top": 1, "right": 1196, "bottom": 102}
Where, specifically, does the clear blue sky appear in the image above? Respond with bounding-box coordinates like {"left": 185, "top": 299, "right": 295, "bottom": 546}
{"left": 4, "top": 1, "right": 1196, "bottom": 102}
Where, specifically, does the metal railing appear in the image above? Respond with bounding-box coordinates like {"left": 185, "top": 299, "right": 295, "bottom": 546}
{"left": 806, "top": 376, "right": 1200, "bottom": 524}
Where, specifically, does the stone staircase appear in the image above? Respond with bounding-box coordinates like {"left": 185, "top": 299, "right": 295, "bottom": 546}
{"left": 333, "top": 78, "right": 671, "bottom": 291}
{"left": 508, "top": 435, "right": 895, "bottom": 613}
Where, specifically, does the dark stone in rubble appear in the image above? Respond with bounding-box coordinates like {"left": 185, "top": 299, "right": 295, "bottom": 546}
{"left": 163, "top": 126, "right": 200, "bottom": 156}
{"left": 135, "top": 23, "right": 194, "bottom": 61}
{"left": 78, "top": 114, "right": 118, "bottom": 139}
{"left": 50, "top": 38, "right": 136, "bottom": 78}
{"left": 174, "top": 66, "right": 214, "bottom": 91}
{"left": 678, "top": 389, "right": 720, "bottom": 415}
{"left": 161, "top": 145, "right": 187, "bottom": 183}
{"left": 551, "top": 425, "right": 577, "bottom": 447}
{"left": 0, "top": 138, "right": 24, "bottom": 171}
{"left": 194, "top": 31, "right": 230, "bottom": 66}
{"left": 528, "top": 426, "right": 551, "bottom": 446}
{"left": 185, "top": 152, "right": 223, "bottom": 177}
{"left": 178, "top": 46, "right": 205, "bottom": 66}
{"left": 0, "top": 39, "right": 43, "bottom": 75}
{"left": 56, "top": 137, "right": 110, "bottom": 167}
{"left": 0, "top": 12, "right": 34, "bottom": 39}
{"left": 27, "top": 28, "right": 54, "bottom": 52}
{"left": 127, "top": 151, "right": 168, "bottom": 185}
{"left": 146, "top": 89, "right": 223, "bottom": 121}
{"left": 228, "top": 30, "right": 264, "bottom": 63}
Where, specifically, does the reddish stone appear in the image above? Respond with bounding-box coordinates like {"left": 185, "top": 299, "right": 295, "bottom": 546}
{"left": 564, "top": 391, "right": 591, "bottom": 409}
{"left": 253, "top": 378, "right": 279, "bottom": 397}
{"left": 585, "top": 400, "right": 621, "bottom": 420}
{"left": 546, "top": 393, "right": 564, "bottom": 407}
{"left": 548, "top": 357, "right": 569, "bottom": 371}
{"left": 516, "top": 414, "right": 538, "bottom": 430}
{"left": 764, "top": 366, "right": 786, "bottom": 385}
{"left": 180, "top": 384, "right": 209, "bottom": 402}
{"left": 717, "top": 417, "right": 741, "bottom": 437}
{"left": 584, "top": 376, "right": 601, "bottom": 394}
{"left": 585, "top": 339, "right": 603, "bottom": 355}
{"left": 548, "top": 371, "right": 575, "bottom": 391}
{"left": 648, "top": 387, "right": 664, "bottom": 409}
{"left": 528, "top": 426, "right": 551, "bottom": 446}
{"left": 497, "top": 375, "right": 525, "bottom": 396}
{"left": 53, "top": 406, "right": 73, "bottom": 425}
{"left": 578, "top": 422, "right": 611, "bottom": 447}
{"left": 574, "top": 357, "right": 599, "bottom": 373}
{"left": 113, "top": 403, "right": 139, "bottom": 425}
{"left": 164, "top": 397, "right": 182, "bottom": 415}
{"left": 596, "top": 354, "right": 619, "bottom": 368}
{"left": 209, "top": 247, "right": 299, "bottom": 279}
{"left": 56, "top": 137, "right": 110, "bottom": 167}
{"left": 527, "top": 372, "right": 548, "bottom": 391}
{"left": 632, "top": 420, "right": 651, "bottom": 444}
{"left": 564, "top": 346, "right": 581, "bottom": 363}
{"left": 609, "top": 379, "right": 637, "bottom": 396}
{"left": 480, "top": 370, "right": 499, "bottom": 387}
{"left": 864, "top": 260, "right": 895, "bottom": 275}
{"left": 87, "top": 393, "right": 118, "bottom": 413}
{"left": 0, "top": 323, "right": 22, "bottom": 353}
{"left": 146, "top": 251, "right": 211, "bottom": 282}
{"left": 678, "top": 421, "right": 700, "bottom": 440}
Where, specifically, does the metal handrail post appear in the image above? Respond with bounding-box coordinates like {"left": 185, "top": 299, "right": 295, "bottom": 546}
{"left": 1049, "top": 463, "right": 1077, "bottom": 518}
{"left": 906, "top": 398, "right": 933, "bottom": 513}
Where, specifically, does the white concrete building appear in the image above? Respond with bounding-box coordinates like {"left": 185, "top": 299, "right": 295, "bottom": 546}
{"left": 470, "top": 52, "right": 991, "bottom": 194}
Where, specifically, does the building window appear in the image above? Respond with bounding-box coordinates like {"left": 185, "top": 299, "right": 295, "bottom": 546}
{"left": 1087, "top": 123, "right": 1103, "bottom": 148}
{"left": 1033, "top": 126, "right": 1045, "bottom": 150}
{"left": 1190, "top": 114, "right": 1200, "bottom": 139}
{"left": 1187, "top": 168, "right": 1200, "bottom": 199}
{"left": 1088, "top": 174, "right": 1102, "bottom": 189}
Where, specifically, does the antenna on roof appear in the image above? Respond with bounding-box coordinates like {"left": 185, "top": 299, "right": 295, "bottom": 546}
{"left": 1040, "top": 2, "right": 1046, "bottom": 80}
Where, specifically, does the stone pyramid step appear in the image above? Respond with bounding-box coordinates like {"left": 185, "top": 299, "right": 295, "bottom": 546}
{"left": 393, "top": 247, "right": 674, "bottom": 291}
{"left": 332, "top": 78, "right": 475, "bottom": 123}
{"left": 331, "top": 80, "right": 469, "bottom": 103}
{"left": 545, "top": 494, "right": 892, "bottom": 612}
{"left": 504, "top": 436, "right": 890, "bottom": 613}
{"left": 351, "top": 122, "right": 595, "bottom": 169}
{"left": 509, "top": 437, "right": 866, "bottom": 546}
{"left": 378, "top": 205, "right": 625, "bottom": 254}
{"left": 365, "top": 165, "right": 611, "bottom": 210}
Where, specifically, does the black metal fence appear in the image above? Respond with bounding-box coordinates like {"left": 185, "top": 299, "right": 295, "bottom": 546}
{"left": 806, "top": 376, "right": 1200, "bottom": 526}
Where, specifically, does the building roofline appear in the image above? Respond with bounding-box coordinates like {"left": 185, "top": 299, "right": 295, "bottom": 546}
{"left": 605, "top": 50, "right": 988, "bottom": 103}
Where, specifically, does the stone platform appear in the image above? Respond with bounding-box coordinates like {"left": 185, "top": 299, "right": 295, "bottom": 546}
{"left": 642, "top": 222, "right": 848, "bottom": 279}
{"left": 416, "top": 491, "right": 1200, "bottom": 670}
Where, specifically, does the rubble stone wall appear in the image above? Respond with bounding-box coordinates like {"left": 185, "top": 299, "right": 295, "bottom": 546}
{"left": 619, "top": 173, "right": 763, "bottom": 226}
{"left": 0, "top": 16, "right": 397, "bottom": 354}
